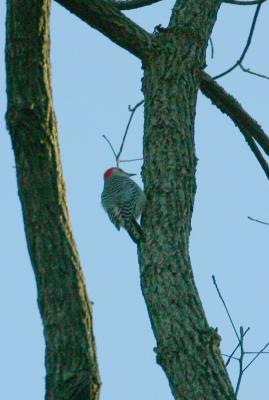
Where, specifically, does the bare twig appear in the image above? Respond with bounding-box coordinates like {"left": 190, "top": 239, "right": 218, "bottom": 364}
{"left": 213, "top": 274, "right": 269, "bottom": 395}
{"left": 112, "top": 0, "right": 162, "bottom": 10}
{"left": 213, "top": 4, "right": 263, "bottom": 79}
{"left": 225, "top": 327, "right": 250, "bottom": 367}
{"left": 240, "top": 130, "right": 269, "bottom": 181}
{"left": 243, "top": 341, "right": 269, "bottom": 371}
{"left": 117, "top": 100, "right": 144, "bottom": 163}
{"left": 119, "top": 158, "right": 143, "bottom": 162}
{"left": 222, "top": 353, "right": 240, "bottom": 361}
{"left": 240, "top": 64, "right": 269, "bottom": 80}
{"left": 245, "top": 350, "right": 269, "bottom": 354}
{"left": 235, "top": 327, "right": 245, "bottom": 397}
{"left": 209, "top": 37, "right": 214, "bottom": 59}
{"left": 102, "top": 134, "right": 118, "bottom": 163}
{"left": 212, "top": 275, "right": 240, "bottom": 341}
{"left": 103, "top": 100, "right": 144, "bottom": 166}
{"left": 248, "top": 216, "right": 269, "bottom": 225}
{"left": 224, "top": 0, "right": 266, "bottom": 4}
{"left": 200, "top": 72, "right": 269, "bottom": 156}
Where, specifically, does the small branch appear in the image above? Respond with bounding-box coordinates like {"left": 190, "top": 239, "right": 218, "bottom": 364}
{"left": 248, "top": 216, "right": 269, "bottom": 225}
{"left": 222, "top": 353, "right": 240, "bottom": 361}
{"left": 245, "top": 350, "right": 269, "bottom": 354}
{"left": 235, "top": 327, "right": 245, "bottom": 397}
{"left": 225, "top": 327, "right": 250, "bottom": 367}
{"left": 214, "top": 3, "right": 262, "bottom": 79}
{"left": 212, "top": 275, "right": 239, "bottom": 341}
{"left": 239, "top": 64, "right": 269, "bottom": 80}
{"left": 117, "top": 100, "right": 144, "bottom": 163}
{"left": 213, "top": 273, "right": 269, "bottom": 395}
{"left": 224, "top": 0, "right": 266, "bottom": 4}
{"left": 102, "top": 135, "right": 118, "bottom": 164}
{"left": 209, "top": 37, "right": 214, "bottom": 59}
{"left": 103, "top": 100, "right": 144, "bottom": 165}
{"left": 243, "top": 341, "right": 269, "bottom": 371}
{"left": 119, "top": 158, "right": 143, "bottom": 162}
{"left": 200, "top": 72, "right": 269, "bottom": 156}
{"left": 112, "top": 0, "right": 162, "bottom": 10}
{"left": 241, "top": 130, "right": 269, "bottom": 181}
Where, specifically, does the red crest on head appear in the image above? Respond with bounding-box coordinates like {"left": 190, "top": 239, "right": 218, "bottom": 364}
{"left": 104, "top": 168, "right": 115, "bottom": 180}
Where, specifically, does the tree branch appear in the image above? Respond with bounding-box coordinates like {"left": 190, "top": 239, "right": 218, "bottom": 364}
{"left": 224, "top": 0, "right": 266, "bottom": 5}
{"left": 248, "top": 216, "right": 269, "bottom": 224}
{"left": 225, "top": 328, "right": 250, "bottom": 367}
{"left": 102, "top": 99, "right": 144, "bottom": 166}
{"left": 200, "top": 72, "right": 269, "bottom": 157}
{"left": 6, "top": 1, "right": 101, "bottom": 398}
{"left": 54, "top": 0, "right": 153, "bottom": 60}
{"left": 117, "top": 100, "right": 144, "bottom": 164}
{"left": 212, "top": 275, "right": 240, "bottom": 341}
{"left": 234, "top": 327, "right": 245, "bottom": 397}
{"left": 239, "top": 63, "right": 269, "bottom": 80}
{"left": 242, "top": 132, "right": 269, "bottom": 180}
{"left": 112, "top": 0, "right": 162, "bottom": 10}
{"left": 214, "top": 3, "right": 262, "bottom": 79}
{"left": 243, "top": 341, "right": 269, "bottom": 371}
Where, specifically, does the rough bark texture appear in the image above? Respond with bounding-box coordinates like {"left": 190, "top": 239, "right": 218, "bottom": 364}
{"left": 5, "top": 0, "right": 246, "bottom": 398}
{"left": 5, "top": 1, "right": 101, "bottom": 399}
{"left": 138, "top": 1, "right": 236, "bottom": 399}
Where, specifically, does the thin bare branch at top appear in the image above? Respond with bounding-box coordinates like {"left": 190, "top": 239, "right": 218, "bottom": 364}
{"left": 103, "top": 100, "right": 144, "bottom": 166}
{"left": 54, "top": 0, "right": 153, "bottom": 60}
{"left": 239, "top": 64, "right": 269, "bottom": 79}
{"left": 224, "top": 0, "right": 266, "bottom": 5}
{"left": 247, "top": 216, "right": 269, "bottom": 224}
{"left": 112, "top": 0, "right": 162, "bottom": 10}
{"left": 214, "top": 3, "right": 263, "bottom": 79}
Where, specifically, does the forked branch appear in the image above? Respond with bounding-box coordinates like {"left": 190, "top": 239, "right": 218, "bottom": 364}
{"left": 214, "top": 3, "right": 263, "bottom": 79}
{"left": 213, "top": 276, "right": 269, "bottom": 397}
{"left": 103, "top": 100, "right": 144, "bottom": 166}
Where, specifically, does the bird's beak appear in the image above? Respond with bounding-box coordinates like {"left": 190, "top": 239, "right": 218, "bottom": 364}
{"left": 127, "top": 173, "right": 136, "bottom": 177}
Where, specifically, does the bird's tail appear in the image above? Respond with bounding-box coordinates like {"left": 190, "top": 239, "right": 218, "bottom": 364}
{"left": 126, "top": 218, "right": 143, "bottom": 244}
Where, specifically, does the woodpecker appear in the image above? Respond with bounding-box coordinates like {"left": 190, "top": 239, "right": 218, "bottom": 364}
{"left": 101, "top": 167, "right": 146, "bottom": 243}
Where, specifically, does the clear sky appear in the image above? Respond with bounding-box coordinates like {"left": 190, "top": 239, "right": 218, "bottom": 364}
{"left": 0, "top": 1, "right": 269, "bottom": 399}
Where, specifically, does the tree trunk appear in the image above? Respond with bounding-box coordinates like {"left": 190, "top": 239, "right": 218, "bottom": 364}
{"left": 138, "top": 1, "right": 235, "bottom": 399}
{"left": 5, "top": 0, "right": 242, "bottom": 397}
{"left": 5, "top": 1, "right": 101, "bottom": 399}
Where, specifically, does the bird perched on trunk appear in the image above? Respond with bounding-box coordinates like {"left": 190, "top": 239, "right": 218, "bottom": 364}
{"left": 101, "top": 167, "right": 146, "bottom": 243}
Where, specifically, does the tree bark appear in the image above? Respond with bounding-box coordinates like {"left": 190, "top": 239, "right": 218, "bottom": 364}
{"left": 138, "top": 1, "right": 235, "bottom": 398}
{"left": 5, "top": 1, "right": 101, "bottom": 399}
{"left": 7, "top": 0, "right": 255, "bottom": 397}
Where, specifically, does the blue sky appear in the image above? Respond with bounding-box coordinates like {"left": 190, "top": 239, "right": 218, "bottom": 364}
{"left": 0, "top": 1, "right": 269, "bottom": 399}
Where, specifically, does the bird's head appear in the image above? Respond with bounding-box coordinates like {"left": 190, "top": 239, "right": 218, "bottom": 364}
{"left": 103, "top": 167, "right": 136, "bottom": 180}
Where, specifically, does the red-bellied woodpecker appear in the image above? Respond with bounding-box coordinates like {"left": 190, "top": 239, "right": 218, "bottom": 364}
{"left": 101, "top": 167, "right": 146, "bottom": 243}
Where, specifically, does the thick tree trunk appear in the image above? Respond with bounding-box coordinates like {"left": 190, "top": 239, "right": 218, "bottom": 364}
{"left": 5, "top": 0, "right": 241, "bottom": 397}
{"left": 138, "top": 1, "right": 235, "bottom": 399}
{"left": 5, "top": 1, "right": 101, "bottom": 399}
